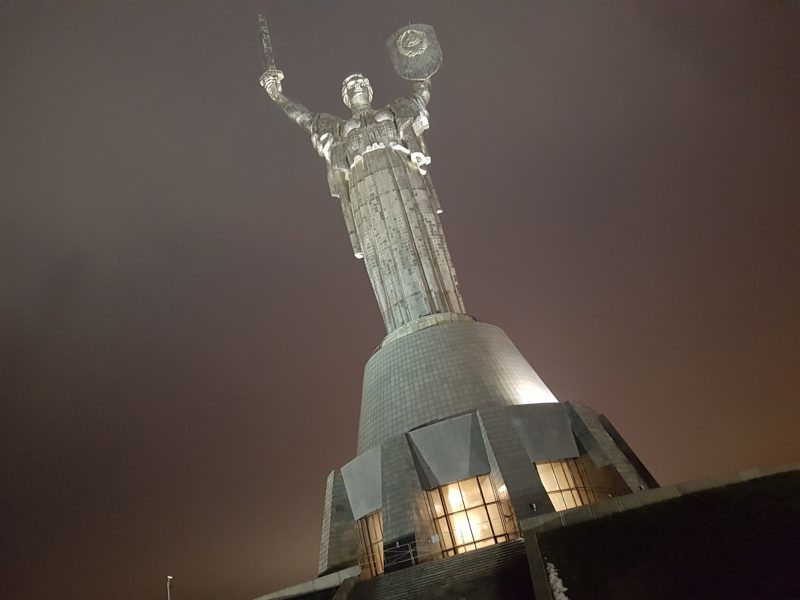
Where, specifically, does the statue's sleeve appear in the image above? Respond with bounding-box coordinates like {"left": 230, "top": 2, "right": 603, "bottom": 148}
{"left": 272, "top": 92, "right": 316, "bottom": 134}
{"left": 391, "top": 80, "right": 431, "bottom": 141}
{"left": 313, "top": 116, "right": 361, "bottom": 259}
{"left": 328, "top": 169, "right": 363, "bottom": 259}
{"left": 390, "top": 82, "right": 441, "bottom": 212}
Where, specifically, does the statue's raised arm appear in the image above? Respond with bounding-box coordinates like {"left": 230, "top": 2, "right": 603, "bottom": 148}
{"left": 386, "top": 25, "right": 441, "bottom": 143}
{"left": 256, "top": 15, "right": 316, "bottom": 133}
{"left": 410, "top": 79, "right": 431, "bottom": 107}
{"left": 259, "top": 69, "right": 315, "bottom": 133}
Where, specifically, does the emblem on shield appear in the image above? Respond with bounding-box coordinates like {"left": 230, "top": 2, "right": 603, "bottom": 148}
{"left": 386, "top": 24, "right": 443, "bottom": 81}
{"left": 397, "top": 29, "right": 429, "bottom": 57}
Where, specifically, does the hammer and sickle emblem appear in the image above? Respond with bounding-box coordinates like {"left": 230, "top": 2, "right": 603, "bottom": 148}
{"left": 397, "top": 29, "right": 429, "bottom": 57}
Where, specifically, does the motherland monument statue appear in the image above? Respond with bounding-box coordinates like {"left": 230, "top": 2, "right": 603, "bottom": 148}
{"left": 258, "top": 17, "right": 464, "bottom": 336}
{"left": 250, "top": 16, "right": 791, "bottom": 600}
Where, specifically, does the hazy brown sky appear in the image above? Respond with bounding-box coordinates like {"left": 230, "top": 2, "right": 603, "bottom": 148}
{"left": 1, "top": 2, "right": 798, "bottom": 600}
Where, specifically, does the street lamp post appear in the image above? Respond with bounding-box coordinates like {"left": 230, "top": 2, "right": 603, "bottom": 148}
{"left": 166, "top": 575, "right": 173, "bottom": 600}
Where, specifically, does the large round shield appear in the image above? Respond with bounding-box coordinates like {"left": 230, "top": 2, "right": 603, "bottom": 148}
{"left": 386, "top": 24, "right": 443, "bottom": 81}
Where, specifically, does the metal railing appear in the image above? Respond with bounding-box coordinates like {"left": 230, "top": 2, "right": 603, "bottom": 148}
{"left": 358, "top": 539, "right": 435, "bottom": 577}
{"left": 357, "top": 536, "right": 522, "bottom": 579}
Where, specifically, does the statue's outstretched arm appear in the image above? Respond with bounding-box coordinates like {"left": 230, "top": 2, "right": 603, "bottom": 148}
{"left": 259, "top": 70, "right": 315, "bottom": 134}
{"left": 410, "top": 79, "right": 431, "bottom": 109}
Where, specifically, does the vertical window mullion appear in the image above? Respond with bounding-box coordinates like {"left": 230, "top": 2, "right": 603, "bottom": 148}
{"left": 445, "top": 512, "right": 455, "bottom": 552}
{"left": 477, "top": 476, "right": 487, "bottom": 505}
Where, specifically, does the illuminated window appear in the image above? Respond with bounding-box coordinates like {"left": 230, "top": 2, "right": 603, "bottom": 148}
{"left": 536, "top": 458, "right": 609, "bottom": 511}
{"left": 357, "top": 510, "right": 384, "bottom": 577}
{"left": 426, "top": 475, "right": 517, "bottom": 557}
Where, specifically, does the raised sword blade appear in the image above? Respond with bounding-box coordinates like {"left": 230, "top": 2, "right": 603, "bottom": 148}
{"left": 257, "top": 14, "right": 276, "bottom": 71}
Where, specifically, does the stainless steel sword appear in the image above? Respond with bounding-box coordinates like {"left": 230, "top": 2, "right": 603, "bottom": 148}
{"left": 257, "top": 14, "right": 274, "bottom": 69}
{"left": 257, "top": 14, "right": 283, "bottom": 76}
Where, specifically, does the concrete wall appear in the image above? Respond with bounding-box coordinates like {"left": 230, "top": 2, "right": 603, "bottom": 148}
{"left": 566, "top": 404, "right": 651, "bottom": 493}
{"left": 477, "top": 406, "right": 555, "bottom": 521}
{"left": 321, "top": 394, "right": 654, "bottom": 576}
{"left": 358, "top": 321, "right": 558, "bottom": 453}
{"left": 318, "top": 470, "right": 359, "bottom": 575}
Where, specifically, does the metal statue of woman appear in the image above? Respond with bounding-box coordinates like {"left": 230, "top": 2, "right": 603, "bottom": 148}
{"left": 259, "top": 22, "right": 464, "bottom": 335}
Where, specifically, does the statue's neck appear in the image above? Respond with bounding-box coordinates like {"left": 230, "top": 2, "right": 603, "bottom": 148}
{"left": 350, "top": 101, "right": 372, "bottom": 115}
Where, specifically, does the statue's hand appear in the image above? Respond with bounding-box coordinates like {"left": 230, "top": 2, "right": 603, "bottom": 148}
{"left": 259, "top": 69, "right": 285, "bottom": 100}
{"left": 411, "top": 79, "right": 431, "bottom": 106}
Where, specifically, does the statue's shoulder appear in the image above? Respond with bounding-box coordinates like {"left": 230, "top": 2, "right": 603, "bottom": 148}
{"left": 388, "top": 96, "right": 429, "bottom": 139}
{"left": 389, "top": 95, "right": 424, "bottom": 120}
{"left": 313, "top": 112, "right": 344, "bottom": 136}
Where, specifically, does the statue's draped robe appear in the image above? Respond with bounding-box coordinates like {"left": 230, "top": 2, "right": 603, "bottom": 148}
{"left": 285, "top": 90, "right": 465, "bottom": 334}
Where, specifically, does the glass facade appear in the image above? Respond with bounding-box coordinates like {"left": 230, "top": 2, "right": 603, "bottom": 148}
{"left": 536, "top": 458, "right": 610, "bottom": 511}
{"left": 357, "top": 510, "right": 384, "bottom": 577}
{"left": 426, "top": 475, "right": 517, "bottom": 557}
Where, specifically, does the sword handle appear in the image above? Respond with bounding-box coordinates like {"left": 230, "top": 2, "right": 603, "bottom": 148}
{"left": 259, "top": 68, "right": 284, "bottom": 99}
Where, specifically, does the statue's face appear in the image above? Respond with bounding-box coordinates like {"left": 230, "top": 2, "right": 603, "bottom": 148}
{"left": 342, "top": 74, "right": 373, "bottom": 109}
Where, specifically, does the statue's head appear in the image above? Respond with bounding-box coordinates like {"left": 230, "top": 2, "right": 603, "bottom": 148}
{"left": 342, "top": 73, "right": 373, "bottom": 110}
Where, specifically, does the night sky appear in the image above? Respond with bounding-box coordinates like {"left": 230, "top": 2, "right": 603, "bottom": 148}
{"left": 2, "top": 2, "right": 798, "bottom": 600}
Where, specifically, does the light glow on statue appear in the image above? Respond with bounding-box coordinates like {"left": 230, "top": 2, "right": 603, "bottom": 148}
{"left": 516, "top": 381, "right": 559, "bottom": 405}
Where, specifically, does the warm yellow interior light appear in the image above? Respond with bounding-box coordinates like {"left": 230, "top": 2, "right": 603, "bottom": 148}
{"left": 427, "top": 476, "right": 518, "bottom": 558}
{"left": 451, "top": 511, "right": 472, "bottom": 545}
{"left": 447, "top": 486, "right": 464, "bottom": 511}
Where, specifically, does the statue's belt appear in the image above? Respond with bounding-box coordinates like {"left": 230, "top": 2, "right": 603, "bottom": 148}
{"left": 349, "top": 142, "right": 432, "bottom": 175}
